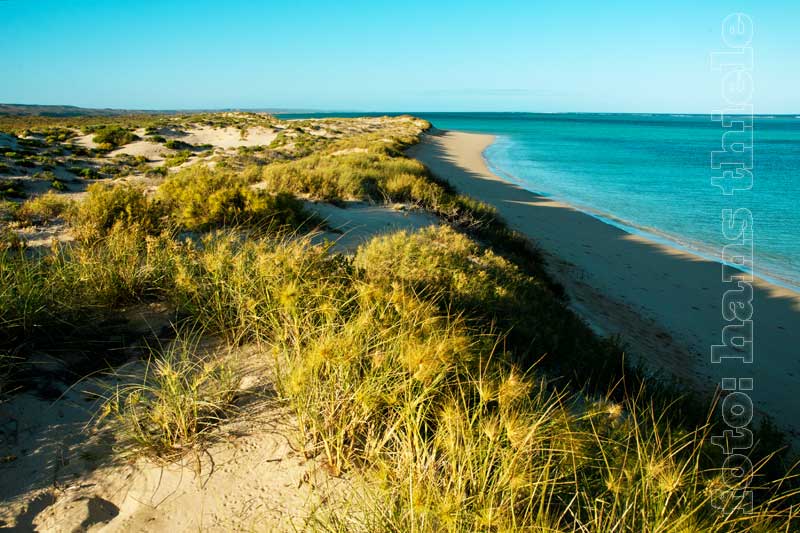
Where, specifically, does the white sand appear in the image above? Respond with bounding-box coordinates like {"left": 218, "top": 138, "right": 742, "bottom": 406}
{"left": 408, "top": 129, "right": 800, "bottom": 439}
{"left": 180, "top": 126, "right": 277, "bottom": 149}
{"left": 106, "top": 140, "right": 167, "bottom": 165}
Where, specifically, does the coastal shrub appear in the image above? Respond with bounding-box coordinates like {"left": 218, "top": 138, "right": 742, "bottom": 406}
{"left": 69, "top": 182, "right": 164, "bottom": 241}
{"left": 146, "top": 165, "right": 168, "bottom": 177}
{"left": 37, "top": 127, "right": 76, "bottom": 143}
{"left": 33, "top": 170, "right": 57, "bottom": 182}
{"left": 149, "top": 134, "right": 167, "bottom": 143}
{"left": 163, "top": 149, "right": 192, "bottom": 167}
{"left": 92, "top": 126, "right": 139, "bottom": 150}
{"left": 16, "top": 192, "right": 74, "bottom": 225}
{"left": 261, "top": 227, "right": 798, "bottom": 531}
{"left": 259, "top": 149, "right": 434, "bottom": 203}
{"left": 164, "top": 139, "right": 190, "bottom": 150}
{"left": 67, "top": 166, "right": 102, "bottom": 179}
{"left": 355, "top": 226, "right": 618, "bottom": 382}
{"left": 158, "top": 166, "right": 317, "bottom": 232}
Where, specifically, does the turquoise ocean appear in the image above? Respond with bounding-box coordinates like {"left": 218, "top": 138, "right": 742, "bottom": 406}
{"left": 279, "top": 113, "right": 800, "bottom": 291}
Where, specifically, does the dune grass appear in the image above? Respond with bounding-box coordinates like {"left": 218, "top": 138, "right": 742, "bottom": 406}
{"left": 157, "top": 165, "right": 319, "bottom": 233}
{"left": 98, "top": 331, "right": 240, "bottom": 459}
{"left": 68, "top": 182, "right": 164, "bottom": 242}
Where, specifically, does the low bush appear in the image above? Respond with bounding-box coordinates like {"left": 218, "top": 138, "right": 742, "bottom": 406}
{"left": 164, "top": 139, "right": 190, "bottom": 150}
{"left": 0, "top": 224, "right": 179, "bottom": 348}
{"left": 163, "top": 149, "right": 192, "bottom": 167}
{"left": 16, "top": 192, "right": 74, "bottom": 225}
{"left": 92, "top": 126, "right": 139, "bottom": 150}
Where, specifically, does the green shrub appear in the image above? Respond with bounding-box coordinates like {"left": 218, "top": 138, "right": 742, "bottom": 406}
{"left": 163, "top": 149, "right": 192, "bottom": 167}
{"left": 148, "top": 135, "right": 166, "bottom": 143}
{"left": 92, "top": 126, "right": 139, "bottom": 150}
{"left": 0, "top": 224, "right": 178, "bottom": 347}
{"left": 355, "top": 226, "right": 618, "bottom": 383}
{"left": 75, "top": 167, "right": 101, "bottom": 179}
{"left": 146, "top": 166, "right": 168, "bottom": 178}
{"left": 69, "top": 182, "right": 163, "bottom": 241}
{"left": 164, "top": 139, "right": 189, "bottom": 150}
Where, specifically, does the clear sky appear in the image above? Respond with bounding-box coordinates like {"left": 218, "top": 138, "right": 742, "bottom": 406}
{"left": 1, "top": 0, "right": 797, "bottom": 113}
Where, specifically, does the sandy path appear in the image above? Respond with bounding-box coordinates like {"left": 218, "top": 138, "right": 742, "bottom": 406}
{"left": 408, "top": 129, "right": 800, "bottom": 439}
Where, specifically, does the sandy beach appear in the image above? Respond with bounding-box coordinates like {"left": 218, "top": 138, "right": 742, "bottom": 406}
{"left": 409, "top": 129, "right": 800, "bottom": 438}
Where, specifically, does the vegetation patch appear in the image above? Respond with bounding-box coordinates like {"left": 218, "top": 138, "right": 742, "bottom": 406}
{"left": 16, "top": 191, "right": 74, "bottom": 225}
{"left": 89, "top": 125, "right": 140, "bottom": 150}
{"left": 69, "top": 182, "right": 164, "bottom": 241}
{"left": 99, "top": 333, "right": 240, "bottom": 458}
{"left": 0, "top": 113, "right": 794, "bottom": 529}
{"left": 158, "top": 166, "right": 318, "bottom": 232}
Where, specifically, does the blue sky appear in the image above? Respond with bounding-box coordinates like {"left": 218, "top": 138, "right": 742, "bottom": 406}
{"left": 1, "top": 0, "right": 797, "bottom": 112}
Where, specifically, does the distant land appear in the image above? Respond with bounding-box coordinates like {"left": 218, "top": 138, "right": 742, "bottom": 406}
{"left": 0, "top": 103, "right": 320, "bottom": 117}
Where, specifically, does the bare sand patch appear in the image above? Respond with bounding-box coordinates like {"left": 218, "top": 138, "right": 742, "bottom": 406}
{"left": 181, "top": 126, "right": 277, "bottom": 149}
{"left": 72, "top": 133, "right": 98, "bottom": 150}
{"left": 107, "top": 140, "right": 167, "bottom": 165}
{"left": 0, "top": 342, "right": 342, "bottom": 532}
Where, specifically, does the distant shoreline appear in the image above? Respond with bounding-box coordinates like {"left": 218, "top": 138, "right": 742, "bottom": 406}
{"left": 409, "top": 128, "right": 800, "bottom": 439}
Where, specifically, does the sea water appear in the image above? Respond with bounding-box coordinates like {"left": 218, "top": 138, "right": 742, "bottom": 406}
{"left": 279, "top": 112, "right": 800, "bottom": 291}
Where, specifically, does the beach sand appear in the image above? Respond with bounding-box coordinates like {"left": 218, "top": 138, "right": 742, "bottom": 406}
{"left": 409, "top": 129, "right": 800, "bottom": 439}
